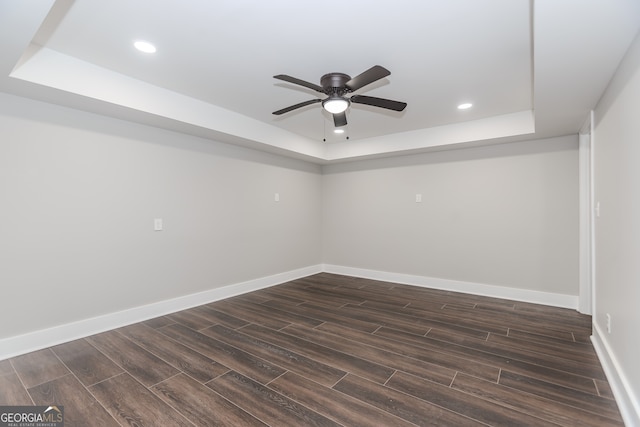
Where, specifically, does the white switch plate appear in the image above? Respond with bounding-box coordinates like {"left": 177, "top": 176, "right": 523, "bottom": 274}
{"left": 415, "top": 194, "right": 422, "bottom": 203}
{"left": 154, "top": 218, "right": 163, "bottom": 231}
{"left": 274, "top": 193, "right": 280, "bottom": 202}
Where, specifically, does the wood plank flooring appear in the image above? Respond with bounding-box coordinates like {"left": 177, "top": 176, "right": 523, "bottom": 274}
{"left": 0, "top": 273, "right": 623, "bottom": 426}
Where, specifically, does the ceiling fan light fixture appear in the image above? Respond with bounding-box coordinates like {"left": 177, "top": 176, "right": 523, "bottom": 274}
{"left": 323, "top": 96, "right": 350, "bottom": 114}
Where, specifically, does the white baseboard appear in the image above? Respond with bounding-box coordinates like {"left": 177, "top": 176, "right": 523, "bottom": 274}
{"left": 0, "top": 263, "right": 580, "bottom": 361}
{"left": 591, "top": 323, "right": 640, "bottom": 427}
{"left": 0, "top": 265, "right": 322, "bottom": 361}
{"left": 322, "top": 264, "right": 579, "bottom": 309}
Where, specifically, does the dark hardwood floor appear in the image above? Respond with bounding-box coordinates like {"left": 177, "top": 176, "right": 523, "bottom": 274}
{"left": 0, "top": 273, "right": 623, "bottom": 426}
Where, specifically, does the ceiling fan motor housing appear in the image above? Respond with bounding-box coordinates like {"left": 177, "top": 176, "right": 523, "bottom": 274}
{"left": 321, "top": 73, "right": 351, "bottom": 95}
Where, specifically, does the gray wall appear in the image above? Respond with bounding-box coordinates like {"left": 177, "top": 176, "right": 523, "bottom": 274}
{"left": 0, "top": 93, "right": 323, "bottom": 339}
{"left": 0, "top": 90, "right": 582, "bottom": 344}
{"left": 322, "top": 135, "right": 579, "bottom": 295}
{"left": 593, "top": 30, "right": 640, "bottom": 417}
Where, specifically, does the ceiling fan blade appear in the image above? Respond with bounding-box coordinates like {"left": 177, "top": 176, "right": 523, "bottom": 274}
{"left": 274, "top": 74, "right": 324, "bottom": 92}
{"left": 272, "top": 99, "right": 321, "bottom": 115}
{"left": 350, "top": 95, "right": 407, "bottom": 112}
{"left": 333, "top": 112, "right": 347, "bottom": 127}
{"left": 345, "top": 65, "right": 391, "bottom": 92}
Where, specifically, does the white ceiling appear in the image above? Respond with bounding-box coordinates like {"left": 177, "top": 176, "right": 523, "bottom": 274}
{"left": 1, "top": 0, "right": 639, "bottom": 163}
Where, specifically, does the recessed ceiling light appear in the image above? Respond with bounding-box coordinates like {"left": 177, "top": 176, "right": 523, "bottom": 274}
{"left": 334, "top": 129, "right": 345, "bottom": 134}
{"left": 457, "top": 103, "right": 473, "bottom": 110}
{"left": 134, "top": 40, "right": 157, "bottom": 54}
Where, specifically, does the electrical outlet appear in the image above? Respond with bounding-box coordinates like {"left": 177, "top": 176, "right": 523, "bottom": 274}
{"left": 606, "top": 313, "right": 611, "bottom": 334}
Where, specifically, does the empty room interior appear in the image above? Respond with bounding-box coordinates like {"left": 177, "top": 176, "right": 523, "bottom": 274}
{"left": 1, "top": 1, "right": 640, "bottom": 426}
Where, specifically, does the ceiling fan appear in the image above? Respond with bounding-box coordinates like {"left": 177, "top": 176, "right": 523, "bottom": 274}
{"left": 272, "top": 65, "right": 407, "bottom": 127}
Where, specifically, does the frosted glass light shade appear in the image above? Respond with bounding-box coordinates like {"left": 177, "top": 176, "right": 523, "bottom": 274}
{"left": 323, "top": 97, "right": 349, "bottom": 114}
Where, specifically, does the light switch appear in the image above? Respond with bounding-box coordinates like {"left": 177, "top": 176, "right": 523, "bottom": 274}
{"left": 415, "top": 194, "right": 422, "bottom": 203}
{"left": 154, "top": 218, "right": 163, "bottom": 231}
{"left": 274, "top": 193, "right": 280, "bottom": 202}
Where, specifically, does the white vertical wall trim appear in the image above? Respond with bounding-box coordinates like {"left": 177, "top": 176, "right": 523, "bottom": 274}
{"left": 322, "top": 264, "right": 578, "bottom": 309}
{"left": 578, "top": 112, "right": 593, "bottom": 315}
{"left": 592, "top": 323, "right": 640, "bottom": 427}
{"left": 0, "top": 265, "right": 322, "bottom": 361}
{"left": 589, "top": 110, "right": 597, "bottom": 320}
